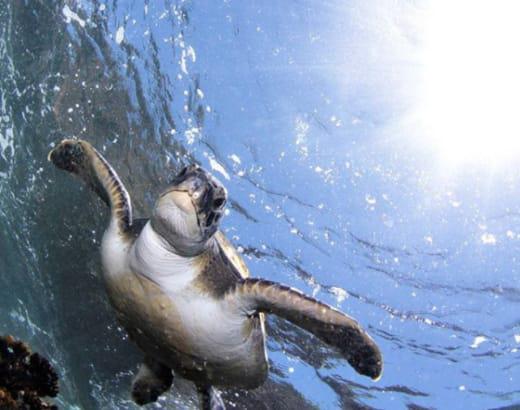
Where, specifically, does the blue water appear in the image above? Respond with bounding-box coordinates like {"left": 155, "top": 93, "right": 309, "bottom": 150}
{"left": 0, "top": 1, "right": 519, "bottom": 409}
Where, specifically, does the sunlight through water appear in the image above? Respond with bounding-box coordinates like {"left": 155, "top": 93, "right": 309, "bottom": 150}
{"left": 415, "top": 1, "right": 520, "bottom": 167}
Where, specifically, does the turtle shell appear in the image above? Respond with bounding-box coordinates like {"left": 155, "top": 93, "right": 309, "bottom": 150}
{"left": 214, "top": 231, "right": 250, "bottom": 279}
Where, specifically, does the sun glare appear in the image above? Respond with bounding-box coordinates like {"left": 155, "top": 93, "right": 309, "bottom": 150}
{"left": 416, "top": 1, "right": 520, "bottom": 166}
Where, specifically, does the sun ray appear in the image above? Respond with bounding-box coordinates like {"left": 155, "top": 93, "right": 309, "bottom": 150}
{"left": 413, "top": 1, "right": 520, "bottom": 167}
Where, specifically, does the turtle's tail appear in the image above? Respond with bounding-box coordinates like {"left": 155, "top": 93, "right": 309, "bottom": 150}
{"left": 49, "top": 139, "right": 132, "bottom": 234}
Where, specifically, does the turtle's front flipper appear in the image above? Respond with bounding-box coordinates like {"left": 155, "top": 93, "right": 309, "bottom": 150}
{"left": 233, "top": 278, "right": 383, "bottom": 380}
{"left": 132, "top": 356, "right": 173, "bottom": 405}
{"left": 196, "top": 385, "right": 225, "bottom": 410}
{"left": 48, "top": 139, "right": 132, "bottom": 235}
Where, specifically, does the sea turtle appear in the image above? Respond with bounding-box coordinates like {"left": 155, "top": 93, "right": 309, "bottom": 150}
{"left": 48, "top": 139, "right": 382, "bottom": 409}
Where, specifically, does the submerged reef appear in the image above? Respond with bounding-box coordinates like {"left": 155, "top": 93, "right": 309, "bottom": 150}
{"left": 0, "top": 335, "right": 59, "bottom": 409}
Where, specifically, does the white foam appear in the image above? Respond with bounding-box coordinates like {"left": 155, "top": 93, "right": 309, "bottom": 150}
{"left": 481, "top": 233, "right": 496, "bottom": 245}
{"left": 115, "top": 26, "right": 125, "bottom": 44}
{"left": 294, "top": 115, "right": 309, "bottom": 158}
{"left": 184, "top": 127, "right": 200, "bottom": 145}
{"left": 229, "top": 154, "right": 241, "bottom": 164}
{"left": 0, "top": 124, "right": 14, "bottom": 179}
{"left": 470, "top": 336, "right": 487, "bottom": 348}
{"left": 365, "top": 194, "right": 377, "bottom": 205}
{"left": 330, "top": 286, "right": 348, "bottom": 303}
{"left": 208, "top": 157, "right": 230, "bottom": 180}
{"left": 180, "top": 46, "right": 196, "bottom": 75}
{"left": 180, "top": 50, "right": 188, "bottom": 74}
{"left": 62, "top": 5, "right": 86, "bottom": 28}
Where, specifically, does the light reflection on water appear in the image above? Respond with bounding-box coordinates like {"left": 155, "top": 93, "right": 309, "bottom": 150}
{"left": 0, "top": 1, "right": 519, "bottom": 409}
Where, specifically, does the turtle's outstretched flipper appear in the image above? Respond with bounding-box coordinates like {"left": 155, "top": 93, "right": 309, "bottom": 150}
{"left": 197, "top": 385, "right": 225, "bottom": 410}
{"left": 233, "top": 279, "right": 383, "bottom": 380}
{"left": 132, "top": 356, "right": 173, "bottom": 406}
{"left": 48, "top": 139, "right": 132, "bottom": 235}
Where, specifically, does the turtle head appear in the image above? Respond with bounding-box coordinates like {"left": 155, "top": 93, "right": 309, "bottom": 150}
{"left": 152, "top": 165, "right": 227, "bottom": 256}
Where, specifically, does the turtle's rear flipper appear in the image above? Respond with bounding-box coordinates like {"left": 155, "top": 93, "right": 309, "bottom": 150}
{"left": 233, "top": 278, "right": 383, "bottom": 380}
{"left": 197, "top": 385, "right": 225, "bottom": 410}
{"left": 132, "top": 356, "right": 173, "bottom": 405}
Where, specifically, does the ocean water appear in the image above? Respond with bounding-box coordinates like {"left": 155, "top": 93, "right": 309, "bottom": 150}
{"left": 0, "top": 1, "right": 519, "bottom": 409}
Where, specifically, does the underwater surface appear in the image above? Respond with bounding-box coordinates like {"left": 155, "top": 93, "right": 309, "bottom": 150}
{"left": 0, "top": 1, "right": 519, "bottom": 409}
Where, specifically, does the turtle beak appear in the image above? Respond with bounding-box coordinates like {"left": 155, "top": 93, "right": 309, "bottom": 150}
{"left": 161, "top": 165, "right": 227, "bottom": 233}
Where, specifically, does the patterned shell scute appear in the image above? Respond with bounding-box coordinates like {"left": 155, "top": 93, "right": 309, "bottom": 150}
{"left": 214, "top": 231, "right": 250, "bottom": 279}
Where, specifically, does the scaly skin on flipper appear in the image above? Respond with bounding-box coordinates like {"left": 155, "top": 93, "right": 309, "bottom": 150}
{"left": 48, "top": 139, "right": 133, "bottom": 237}
{"left": 233, "top": 279, "right": 383, "bottom": 380}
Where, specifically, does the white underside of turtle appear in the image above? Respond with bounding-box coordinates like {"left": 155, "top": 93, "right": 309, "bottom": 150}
{"left": 49, "top": 139, "right": 383, "bottom": 409}
{"left": 103, "top": 222, "right": 267, "bottom": 388}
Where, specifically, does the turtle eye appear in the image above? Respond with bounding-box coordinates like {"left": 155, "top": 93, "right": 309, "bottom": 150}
{"left": 213, "top": 197, "right": 225, "bottom": 209}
